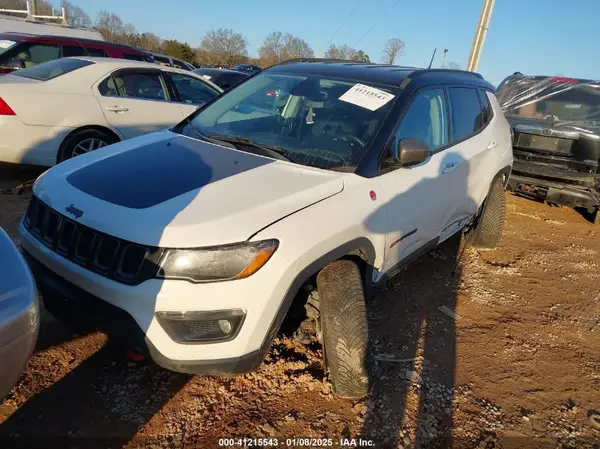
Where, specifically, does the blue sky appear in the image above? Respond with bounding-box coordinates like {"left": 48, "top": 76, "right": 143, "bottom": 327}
{"left": 63, "top": 0, "right": 598, "bottom": 86}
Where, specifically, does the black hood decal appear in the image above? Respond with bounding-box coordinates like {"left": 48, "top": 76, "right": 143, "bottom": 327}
{"left": 67, "top": 136, "right": 273, "bottom": 209}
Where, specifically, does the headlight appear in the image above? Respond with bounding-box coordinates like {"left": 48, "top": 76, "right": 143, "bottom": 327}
{"left": 156, "top": 239, "right": 278, "bottom": 283}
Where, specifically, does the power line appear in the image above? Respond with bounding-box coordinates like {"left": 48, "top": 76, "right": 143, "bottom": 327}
{"left": 320, "top": 0, "right": 366, "bottom": 55}
{"left": 352, "top": 0, "right": 402, "bottom": 49}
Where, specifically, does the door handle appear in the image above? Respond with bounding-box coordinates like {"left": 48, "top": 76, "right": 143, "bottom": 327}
{"left": 105, "top": 106, "right": 129, "bottom": 113}
{"left": 487, "top": 141, "right": 497, "bottom": 150}
{"left": 442, "top": 162, "right": 458, "bottom": 174}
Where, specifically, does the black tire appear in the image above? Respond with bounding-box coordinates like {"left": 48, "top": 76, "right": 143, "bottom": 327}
{"left": 316, "top": 259, "right": 369, "bottom": 398}
{"left": 57, "top": 128, "right": 117, "bottom": 163}
{"left": 470, "top": 179, "right": 506, "bottom": 249}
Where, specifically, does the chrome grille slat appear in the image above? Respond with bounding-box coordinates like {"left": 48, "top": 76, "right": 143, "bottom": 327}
{"left": 24, "top": 195, "right": 155, "bottom": 285}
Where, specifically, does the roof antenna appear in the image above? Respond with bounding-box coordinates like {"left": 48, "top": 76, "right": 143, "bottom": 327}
{"left": 427, "top": 48, "right": 437, "bottom": 69}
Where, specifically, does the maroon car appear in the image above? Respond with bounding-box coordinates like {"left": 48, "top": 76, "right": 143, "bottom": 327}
{"left": 0, "top": 33, "right": 152, "bottom": 74}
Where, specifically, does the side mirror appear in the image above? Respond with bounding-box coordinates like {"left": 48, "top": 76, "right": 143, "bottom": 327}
{"left": 393, "top": 138, "right": 430, "bottom": 167}
{"left": 6, "top": 59, "right": 25, "bottom": 70}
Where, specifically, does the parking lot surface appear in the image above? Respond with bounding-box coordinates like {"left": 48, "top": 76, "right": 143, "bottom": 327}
{"left": 0, "top": 166, "right": 598, "bottom": 448}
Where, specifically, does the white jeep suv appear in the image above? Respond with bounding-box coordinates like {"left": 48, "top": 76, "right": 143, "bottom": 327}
{"left": 19, "top": 60, "right": 513, "bottom": 397}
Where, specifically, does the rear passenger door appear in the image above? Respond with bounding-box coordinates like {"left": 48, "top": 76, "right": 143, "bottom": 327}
{"left": 94, "top": 68, "right": 185, "bottom": 139}
{"left": 439, "top": 87, "right": 496, "bottom": 241}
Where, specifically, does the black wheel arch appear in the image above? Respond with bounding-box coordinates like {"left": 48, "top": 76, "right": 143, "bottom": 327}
{"left": 255, "top": 238, "right": 378, "bottom": 359}
{"left": 57, "top": 125, "right": 122, "bottom": 164}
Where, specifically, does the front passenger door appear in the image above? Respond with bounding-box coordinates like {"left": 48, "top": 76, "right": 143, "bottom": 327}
{"left": 94, "top": 68, "right": 185, "bottom": 139}
{"left": 378, "top": 87, "right": 455, "bottom": 276}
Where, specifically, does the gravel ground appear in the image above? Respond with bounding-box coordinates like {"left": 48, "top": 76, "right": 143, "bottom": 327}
{"left": 0, "top": 165, "right": 599, "bottom": 449}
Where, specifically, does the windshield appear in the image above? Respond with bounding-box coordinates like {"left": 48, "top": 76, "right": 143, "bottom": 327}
{"left": 174, "top": 72, "right": 398, "bottom": 170}
{"left": 499, "top": 78, "right": 600, "bottom": 126}
{"left": 13, "top": 58, "right": 94, "bottom": 81}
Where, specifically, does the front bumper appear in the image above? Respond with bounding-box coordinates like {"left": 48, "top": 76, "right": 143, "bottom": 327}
{"left": 24, "top": 251, "right": 265, "bottom": 375}
{"left": 19, "top": 222, "right": 300, "bottom": 374}
{"left": 508, "top": 173, "right": 599, "bottom": 210}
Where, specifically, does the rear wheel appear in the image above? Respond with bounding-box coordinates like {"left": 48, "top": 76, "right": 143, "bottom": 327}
{"left": 316, "top": 260, "right": 369, "bottom": 398}
{"left": 58, "top": 129, "right": 117, "bottom": 163}
{"left": 470, "top": 179, "right": 507, "bottom": 248}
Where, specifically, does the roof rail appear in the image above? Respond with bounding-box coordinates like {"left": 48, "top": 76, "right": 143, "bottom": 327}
{"left": 0, "top": 0, "right": 68, "bottom": 25}
{"left": 275, "top": 58, "right": 367, "bottom": 66}
{"left": 409, "top": 68, "right": 484, "bottom": 79}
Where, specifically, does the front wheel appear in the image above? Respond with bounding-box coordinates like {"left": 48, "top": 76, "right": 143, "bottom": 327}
{"left": 316, "top": 260, "right": 369, "bottom": 398}
{"left": 57, "top": 129, "right": 117, "bottom": 163}
{"left": 469, "top": 178, "right": 507, "bottom": 249}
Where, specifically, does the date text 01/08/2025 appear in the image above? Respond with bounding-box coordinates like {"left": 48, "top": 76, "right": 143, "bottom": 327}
{"left": 218, "top": 437, "right": 376, "bottom": 447}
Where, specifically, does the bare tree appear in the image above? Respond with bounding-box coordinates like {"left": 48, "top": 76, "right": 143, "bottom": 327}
{"left": 351, "top": 49, "right": 370, "bottom": 63}
{"left": 324, "top": 44, "right": 355, "bottom": 60}
{"left": 259, "top": 31, "right": 313, "bottom": 66}
{"left": 61, "top": 0, "right": 91, "bottom": 28}
{"left": 137, "top": 32, "right": 162, "bottom": 52}
{"left": 0, "top": 0, "right": 53, "bottom": 16}
{"left": 382, "top": 38, "right": 405, "bottom": 65}
{"left": 448, "top": 61, "right": 461, "bottom": 70}
{"left": 94, "top": 10, "right": 137, "bottom": 44}
{"left": 199, "top": 28, "right": 248, "bottom": 67}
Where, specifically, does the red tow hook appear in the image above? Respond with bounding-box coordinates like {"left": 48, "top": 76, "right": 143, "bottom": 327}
{"left": 124, "top": 348, "right": 146, "bottom": 363}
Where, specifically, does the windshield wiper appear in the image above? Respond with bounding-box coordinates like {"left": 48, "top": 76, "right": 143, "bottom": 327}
{"left": 206, "top": 135, "right": 291, "bottom": 162}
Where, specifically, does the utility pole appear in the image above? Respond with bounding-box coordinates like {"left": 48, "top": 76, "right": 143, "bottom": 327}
{"left": 441, "top": 49, "right": 448, "bottom": 68}
{"left": 466, "top": 0, "right": 496, "bottom": 72}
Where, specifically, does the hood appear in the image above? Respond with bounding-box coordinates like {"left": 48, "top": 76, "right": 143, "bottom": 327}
{"left": 33, "top": 131, "right": 344, "bottom": 248}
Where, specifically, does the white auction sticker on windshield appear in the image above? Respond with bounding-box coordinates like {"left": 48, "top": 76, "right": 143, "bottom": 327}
{"left": 339, "top": 83, "right": 395, "bottom": 111}
{"left": 202, "top": 75, "right": 212, "bottom": 80}
{"left": 0, "top": 40, "right": 15, "bottom": 49}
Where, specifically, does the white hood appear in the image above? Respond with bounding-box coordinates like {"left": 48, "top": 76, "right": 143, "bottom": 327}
{"left": 33, "top": 131, "right": 344, "bottom": 248}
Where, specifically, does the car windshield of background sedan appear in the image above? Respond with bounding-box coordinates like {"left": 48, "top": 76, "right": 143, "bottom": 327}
{"left": 12, "top": 58, "right": 94, "bottom": 81}
{"left": 175, "top": 72, "right": 399, "bottom": 171}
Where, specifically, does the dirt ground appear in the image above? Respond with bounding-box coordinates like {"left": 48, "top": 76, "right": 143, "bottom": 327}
{"left": 0, "top": 165, "right": 598, "bottom": 449}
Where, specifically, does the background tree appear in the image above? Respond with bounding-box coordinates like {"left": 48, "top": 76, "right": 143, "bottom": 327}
{"left": 136, "top": 32, "right": 162, "bottom": 52}
{"left": 448, "top": 61, "right": 461, "bottom": 70}
{"left": 258, "top": 31, "right": 313, "bottom": 66}
{"left": 0, "top": 0, "right": 53, "bottom": 16}
{"left": 351, "top": 49, "right": 370, "bottom": 63}
{"left": 324, "top": 44, "right": 355, "bottom": 60}
{"left": 61, "top": 0, "right": 91, "bottom": 28}
{"left": 198, "top": 28, "right": 247, "bottom": 67}
{"left": 382, "top": 38, "right": 405, "bottom": 65}
{"left": 162, "top": 39, "right": 195, "bottom": 63}
{"left": 94, "top": 10, "right": 137, "bottom": 45}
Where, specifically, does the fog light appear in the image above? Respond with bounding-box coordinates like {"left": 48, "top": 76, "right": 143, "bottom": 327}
{"left": 156, "top": 309, "right": 245, "bottom": 343}
{"left": 218, "top": 319, "right": 232, "bottom": 335}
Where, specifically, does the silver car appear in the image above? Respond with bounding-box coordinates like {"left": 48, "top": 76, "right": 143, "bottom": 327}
{"left": 0, "top": 227, "right": 39, "bottom": 400}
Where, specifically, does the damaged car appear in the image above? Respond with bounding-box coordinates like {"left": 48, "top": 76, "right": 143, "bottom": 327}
{"left": 498, "top": 73, "right": 600, "bottom": 223}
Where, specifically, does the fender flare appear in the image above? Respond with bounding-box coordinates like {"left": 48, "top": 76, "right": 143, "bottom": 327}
{"left": 255, "top": 237, "right": 377, "bottom": 358}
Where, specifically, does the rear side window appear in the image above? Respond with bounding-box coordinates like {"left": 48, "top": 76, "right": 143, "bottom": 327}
{"left": 154, "top": 55, "right": 171, "bottom": 66}
{"left": 172, "top": 59, "right": 189, "bottom": 70}
{"left": 13, "top": 58, "right": 94, "bottom": 81}
{"left": 63, "top": 46, "right": 107, "bottom": 58}
{"left": 123, "top": 53, "right": 147, "bottom": 62}
{"left": 478, "top": 90, "right": 493, "bottom": 126}
{"left": 98, "top": 71, "right": 168, "bottom": 101}
{"left": 448, "top": 87, "right": 483, "bottom": 142}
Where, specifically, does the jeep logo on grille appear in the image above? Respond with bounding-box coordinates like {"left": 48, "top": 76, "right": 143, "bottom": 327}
{"left": 65, "top": 204, "right": 83, "bottom": 219}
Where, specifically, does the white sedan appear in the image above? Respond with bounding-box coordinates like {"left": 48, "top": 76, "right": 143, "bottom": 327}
{"left": 0, "top": 57, "right": 223, "bottom": 166}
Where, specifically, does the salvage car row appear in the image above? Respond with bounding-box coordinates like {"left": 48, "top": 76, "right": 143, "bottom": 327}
{"left": 1, "top": 56, "right": 599, "bottom": 401}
